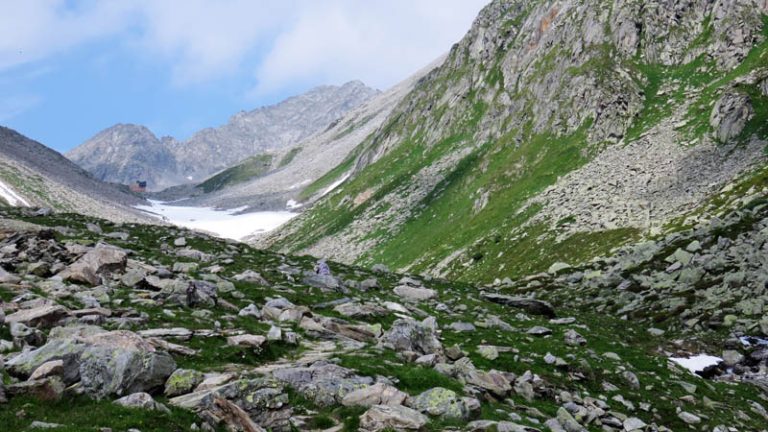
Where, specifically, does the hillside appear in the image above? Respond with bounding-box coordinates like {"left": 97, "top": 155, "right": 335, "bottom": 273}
{"left": 0, "top": 127, "right": 150, "bottom": 223}
{"left": 179, "top": 56, "right": 447, "bottom": 212}
{"left": 261, "top": 0, "right": 768, "bottom": 284}
{"left": 67, "top": 81, "right": 379, "bottom": 190}
{"left": 0, "top": 175, "right": 766, "bottom": 430}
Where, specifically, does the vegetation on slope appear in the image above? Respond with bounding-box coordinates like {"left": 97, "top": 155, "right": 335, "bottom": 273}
{"left": 197, "top": 154, "right": 274, "bottom": 193}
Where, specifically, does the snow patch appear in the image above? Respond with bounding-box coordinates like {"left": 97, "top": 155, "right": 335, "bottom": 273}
{"left": 136, "top": 200, "right": 297, "bottom": 241}
{"left": 286, "top": 199, "right": 303, "bottom": 210}
{"left": 669, "top": 355, "right": 722, "bottom": 375}
{"left": 321, "top": 171, "right": 352, "bottom": 197}
{"left": 289, "top": 179, "right": 312, "bottom": 190}
{"left": 0, "top": 180, "right": 30, "bottom": 207}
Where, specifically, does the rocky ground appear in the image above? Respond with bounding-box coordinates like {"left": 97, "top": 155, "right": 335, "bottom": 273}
{"left": 1, "top": 185, "right": 768, "bottom": 432}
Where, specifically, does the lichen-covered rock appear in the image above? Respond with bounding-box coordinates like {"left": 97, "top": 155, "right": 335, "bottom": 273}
{"left": 79, "top": 331, "right": 176, "bottom": 399}
{"left": 169, "top": 377, "right": 291, "bottom": 431}
{"left": 359, "top": 404, "right": 429, "bottom": 431}
{"left": 709, "top": 92, "right": 754, "bottom": 142}
{"left": 408, "top": 387, "right": 475, "bottom": 420}
{"left": 383, "top": 318, "right": 443, "bottom": 356}
{"left": 341, "top": 383, "right": 407, "bottom": 407}
{"left": 271, "top": 361, "right": 374, "bottom": 407}
{"left": 165, "top": 368, "right": 205, "bottom": 397}
{"left": 5, "top": 326, "right": 175, "bottom": 399}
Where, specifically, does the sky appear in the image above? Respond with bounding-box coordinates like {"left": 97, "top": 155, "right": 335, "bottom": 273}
{"left": 0, "top": 0, "right": 490, "bottom": 153}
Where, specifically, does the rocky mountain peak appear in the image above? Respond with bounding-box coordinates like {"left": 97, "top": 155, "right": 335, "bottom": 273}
{"left": 67, "top": 81, "right": 379, "bottom": 190}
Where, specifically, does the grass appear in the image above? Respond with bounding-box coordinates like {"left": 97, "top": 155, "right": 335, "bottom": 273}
{"left": 278, "top": 147, "right": 302, "bottom": 168}
{"left": 197, "top": 154, "right": 274, "bottom": 193}
{"left": 0, "top": 395, "right": 214, "bottom": 432}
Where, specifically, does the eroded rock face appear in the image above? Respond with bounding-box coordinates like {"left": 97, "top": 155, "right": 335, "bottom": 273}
{"left": 710, "top": 92, "right": 754, "bottom": 142}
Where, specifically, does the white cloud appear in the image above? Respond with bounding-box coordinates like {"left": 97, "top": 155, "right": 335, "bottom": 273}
{"left": 0, "top": 0, "right": 136, "bottom": 71}
{"left": 0, "top": 0, "right": 490, "bottom": 91}
{"left": 253, "top": 0, "right": 490, "bottom": 94}
{"left": 133, "top": 0, "right": 299, "bottom": 85}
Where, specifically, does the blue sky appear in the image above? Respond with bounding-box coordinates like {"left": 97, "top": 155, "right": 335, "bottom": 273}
{"left": 0, "top": 0, "right": 489, "bottom": 153}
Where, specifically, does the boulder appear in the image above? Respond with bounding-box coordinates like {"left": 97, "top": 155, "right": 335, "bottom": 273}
{"left": 383, "top": 318, "right": 443, "bottom": 356}
{"left": 563, "top": 329, "right": 587, "bottom": 346}
{"left": 233, "top": 270, "right": 270, "bottom": 286}
{"left": 0, "top": 267, "right": 21, "bottom": 284}
{"left": 238, "top": 303, "right": 262, "bottom": 318}
{"left": 114, "top": 392, "right": 170, "bottom": 413}
{"left": 303, "top": 273, "right": 341, "bottom": 291}
{"left": 271, "top": 361, "right": 374, "bottom": 407}
{"left": 5, "top": 305, "right": 69, "bottom": 329}
{"left": 710, "top": 92, "right": 754, "bottom": 142}
{"left": 359, "top": 404, "right": 429, "bottom": 431}
{"left": 226, "top": 334, "right": 267, "bottom": 349}
{"left": 481, "top": 294, "right": 556, "bottom": 318}
{"left": 29, "top": 360, "right": 65, "bottom": 381}
{"left": 165, "top": 369, "right": 205, "bottom": 397}
{"left": 408, "top": 387, "right": 474, "bottom": 420}
{"left": 334, "top": 302, "right": 388, "bottom": 318}
{"left": 341, "top": 383, "right": 408, "bottom": 407}
{"left": 393, "top": 285, "right": 437, "bottom": 302}
{"left": 60, "top": 243, "right": 128, "bottom": 285}
{"left": 169, "top": 377, "right": 291, "bottom": 431}
{"left": 6, "top": 376, "right": 65, "bottom": 401}
{"left": 6, "top": 326, "right": 175, "bottom": 399}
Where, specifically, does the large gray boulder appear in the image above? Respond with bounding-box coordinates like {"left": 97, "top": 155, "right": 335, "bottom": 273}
{"left": 79, "top": 331, "right": 176, "bottom": 398}
{"left": 5, "top": 326, "right": 175, "bottom": 399}
{"left": 383, "top": 318, "right": 443, "bottom": 356}
{"left": 169, "top": 377, "right": 291, "bottom": 431}
{"left": 271, "top": 361, "right": 374, "bottom": 407}
{"left": 4, "top": 305, "right": 69, "bottom": 329}
{"left": 341, "top": 383, "right": 407, "bottom": 407}
{"left": 710, "top": 92, "right": 754, "bottom": 142}
{"left": 359, "top": 404, "right": 429, "bottom": 431}
{"left": 60, "top": 243, "right": 128, "bottom": 285}
{"left": 408, "top": 387, "right": 476, "bottom": 420}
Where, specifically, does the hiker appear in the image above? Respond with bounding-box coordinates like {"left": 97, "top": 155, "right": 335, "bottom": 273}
{"left": 314, "top": 259, "right": 331, "bottom": 276}
{"left": 186, "top": 282, "right": 198, "bottom": 308}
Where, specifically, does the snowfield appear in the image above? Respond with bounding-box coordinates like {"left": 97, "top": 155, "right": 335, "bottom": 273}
{"left": 669, "top": 355, "right": 722, "bottom": 375}
{"left": 0, "top": 179, "right": 30, "bottom": 206}
{"left": 136, "top": 200, "right": 297, "bottom": 241}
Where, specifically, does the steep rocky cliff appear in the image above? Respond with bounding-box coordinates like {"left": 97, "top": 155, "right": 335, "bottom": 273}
{"left": 262, "top": 0, "right": 768, "bottom": 283}
{"left": 67, "top": 81, "right": 379, "bottom": 190}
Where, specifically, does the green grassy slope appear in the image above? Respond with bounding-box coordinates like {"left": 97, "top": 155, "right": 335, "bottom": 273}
{"left": 269, "top": 9, "right": 768, "bottom": 283}
{"left": 197, "top": 154, "right": 274, "bottom": 193}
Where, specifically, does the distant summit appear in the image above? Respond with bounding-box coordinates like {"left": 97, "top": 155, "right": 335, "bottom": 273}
{"left": 67, "top": 81, "right": 379, "bottom": 190}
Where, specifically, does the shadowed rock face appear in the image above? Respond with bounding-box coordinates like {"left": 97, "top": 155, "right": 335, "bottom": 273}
{"left": 67, "top": 81, "right": 379, "bottom": 190}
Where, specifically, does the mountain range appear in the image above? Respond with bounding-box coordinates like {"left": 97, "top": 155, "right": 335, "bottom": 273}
{"left": 66, "top": 81, "right": 379, "bottom": 191}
